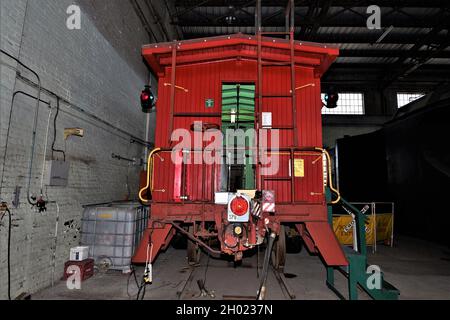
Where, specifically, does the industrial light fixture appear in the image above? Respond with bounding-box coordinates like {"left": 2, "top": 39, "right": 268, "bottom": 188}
{"left": 225, "top": 5, "right": 237, "bottom": 25}
{"left": 225, "top": 15, "right": 237, "bottom": 25}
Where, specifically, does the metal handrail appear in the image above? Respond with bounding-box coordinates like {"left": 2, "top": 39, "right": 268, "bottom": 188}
{"left": 139, "top": 148, "right": 162, "bottom": 203}
{"left": 336, "top": 200, "right": 395, "bottom": 253}
{"left": 348, "top": 201, "right": 395, "bottom": 252}
{"left": 139, "top": 146, "right": 341, "bottom": 206}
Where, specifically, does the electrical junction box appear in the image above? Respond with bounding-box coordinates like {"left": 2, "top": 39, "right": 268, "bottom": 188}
{"left": 45, "top": 160, "right": 70, "bottom": 187}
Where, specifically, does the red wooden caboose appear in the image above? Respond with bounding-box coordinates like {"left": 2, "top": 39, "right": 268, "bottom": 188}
{"left": 133, "top": 33, "right": 348, "bottom": 269}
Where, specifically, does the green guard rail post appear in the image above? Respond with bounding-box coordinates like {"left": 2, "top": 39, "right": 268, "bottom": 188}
{"left": 326, "top": 187, "right": 400, "bottom": 300}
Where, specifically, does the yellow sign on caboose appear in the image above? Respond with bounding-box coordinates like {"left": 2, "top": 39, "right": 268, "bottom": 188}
{"left": 294, "top": 159, "right": 305, "bottom": 177}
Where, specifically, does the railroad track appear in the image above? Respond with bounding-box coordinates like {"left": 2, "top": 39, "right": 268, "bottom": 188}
{"left": 176, "top": 256, "right": 297, "bottom": 300}
{"left": 271, "top": 266, "right": 296, "bottom": 300}
{"left": 176, "top": 265, "right": 198, "bottom": 300}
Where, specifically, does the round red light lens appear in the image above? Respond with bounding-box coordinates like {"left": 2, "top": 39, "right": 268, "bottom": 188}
{"left": 230, "top": 196, "right": 249, "bottom": 216}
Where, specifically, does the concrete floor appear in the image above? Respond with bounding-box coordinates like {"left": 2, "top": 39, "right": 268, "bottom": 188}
{"left": 33, "top": 236, "right": 450, "bottom": 300}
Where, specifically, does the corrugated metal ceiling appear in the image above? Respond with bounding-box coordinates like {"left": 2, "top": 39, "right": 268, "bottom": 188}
{"left": 170, "top": 0, "right": 450, "bottom": 83}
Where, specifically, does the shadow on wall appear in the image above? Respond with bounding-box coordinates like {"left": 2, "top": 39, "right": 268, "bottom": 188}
{"left": 336, "top": 87, "right": 450, "bottom": 247}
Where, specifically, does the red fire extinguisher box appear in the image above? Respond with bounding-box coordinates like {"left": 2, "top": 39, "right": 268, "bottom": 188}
{"left": 63, "top": 259, "right": 95, "bottom": 281}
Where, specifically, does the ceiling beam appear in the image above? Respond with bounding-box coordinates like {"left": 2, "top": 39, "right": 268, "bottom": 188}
{"left": 329, "top": 63, "right": 450, "bottom": 69}
{"left": 340, "top": 49, "right": 450, "bottom": 59}
{"left": 171, "top": 0, "right": 214, "bottom": 18}
{"left": 176, "top": 15, "right": 448, "bottom": 28}
{"left": 298, "top": 0, "right": 321, "bottom": 38}
{"left": 174, "top": 0, "right": 448, "bottom": 8}
{"left": 144, "top": 0, "right": 184, "bottom": 40}
{"left": 182, "top": 32, "right": 449, "bottom": 44}
{"left": 130, "top": 0, "right": 159, "bottom": 42}
{"left": 212, "top": 0, "right": 256, "bottom": 25}
{"left": 381, "top": 10, "right": 450, "bottom": 86}
{"left": 323, "top": 63, "right": 450, "bottom": 86}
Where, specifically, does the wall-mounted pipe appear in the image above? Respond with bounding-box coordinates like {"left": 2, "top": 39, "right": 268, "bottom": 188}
{"left": 49, "top": 201, "right": 60, "bottom": 287}
{"left": 0, "top": 204, "right": 12, "bottom": 300}
{"left": 0, "top": 91, "right": 51, "bottom": 199}
{"left": 111, "top": 153, "right": 135, "bottom": 163}
{"left": 40, "top": 107, "right": 53, "bottom": 192}
{"left": 0, "top": 91, "right": 50, "bottom": 204}
{"left": 130, "top": 138, "right": 153, "bottom": 148}
{"left": 1, "top": 51, "right": 153, "bottom": 208}
{"left": 16, "top": 73, "right": 152, "bottom": 149}
{"left": 1, "top": 50, "right": 42, "bottom": 205}
{"left": 52, "top": 98, "right": 66, "bottom": 161}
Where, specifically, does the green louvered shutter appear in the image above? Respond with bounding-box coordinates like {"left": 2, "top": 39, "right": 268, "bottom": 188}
{"left": 221, "top": 84, "right": 256, "bottom": 190}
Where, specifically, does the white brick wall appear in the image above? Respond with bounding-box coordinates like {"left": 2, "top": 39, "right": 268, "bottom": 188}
{"left": 0, "top": 0, "right": 153, "bottom": 299}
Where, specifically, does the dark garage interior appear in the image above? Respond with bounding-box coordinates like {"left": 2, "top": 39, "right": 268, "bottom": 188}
{"left": 1, "top": 0, "right": 449, "bottom": 304}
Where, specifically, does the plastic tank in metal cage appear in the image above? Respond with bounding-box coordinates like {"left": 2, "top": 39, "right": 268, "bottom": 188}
{"left": 80, "top": 202, "right": 149, "bottom": 272}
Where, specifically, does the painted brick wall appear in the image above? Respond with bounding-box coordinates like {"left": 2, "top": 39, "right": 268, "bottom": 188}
{"left": 0, "top": 0, "right": 153, "bottom": 298}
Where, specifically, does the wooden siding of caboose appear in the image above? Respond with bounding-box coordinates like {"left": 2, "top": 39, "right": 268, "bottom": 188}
{"left": 152, "top": 59, "right": 324, "bottom": 204}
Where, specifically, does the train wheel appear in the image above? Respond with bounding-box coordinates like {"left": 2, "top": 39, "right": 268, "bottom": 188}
{"left": 286, "top": 226, "right": 303, "bottom": 254}
{"left": 172, "top": 231, "right": 188, "bottom": 249}
{"left": 286, "top": 234, "right": 303, "bottom": 254}
{"left": 187, "top": 225, "right": 200, "bottom": 265}
{"left": 271, "top": 225, "right": 286, "bottom": 271}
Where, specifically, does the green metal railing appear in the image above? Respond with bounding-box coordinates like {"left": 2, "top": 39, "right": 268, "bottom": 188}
{"left": 325, "top": 188, "right": 400, "bottom": 300}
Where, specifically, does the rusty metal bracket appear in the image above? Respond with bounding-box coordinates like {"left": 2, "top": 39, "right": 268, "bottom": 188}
{"left": 169, "top": 222, "right": 222, "bottom": 257}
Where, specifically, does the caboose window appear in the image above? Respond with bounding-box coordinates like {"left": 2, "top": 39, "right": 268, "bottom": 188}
{"left": 396, "top": 92, "right": 425, "bottom": 108}
{"left": 321, "top": 92, "right": 365, "bottom": 115}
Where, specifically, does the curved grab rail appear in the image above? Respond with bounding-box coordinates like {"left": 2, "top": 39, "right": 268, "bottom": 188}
{"left": 139, "top": 148, "right": 162, "bottom": 203}
{"left": 139, "top": 146, "right": 341, "bottom": 204}
{"left": 315, "top": 147, "right": 341, "bottom": 204}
